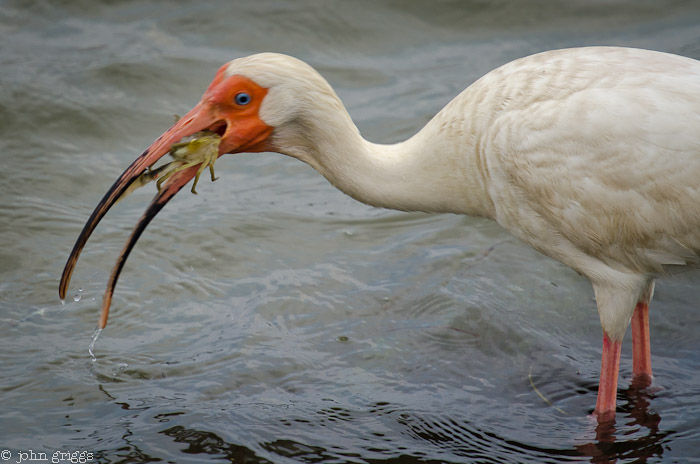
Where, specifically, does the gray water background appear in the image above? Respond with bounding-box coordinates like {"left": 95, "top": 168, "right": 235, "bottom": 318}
{"left": 2, "top": 1, "right": 700, "bottom": 462}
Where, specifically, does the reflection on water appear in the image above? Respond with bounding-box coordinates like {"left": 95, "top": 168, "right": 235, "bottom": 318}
{"left": 87, "top": 391, "right": 672, "bottom": 463}
{"left": 162, "top": 425, "right": 272, "bottom": 463}
{"left": 2, "top": 0, "right": 700, "bottom": 462}
{"left": 576, "top": 389, "right": 668, "bottom": 463}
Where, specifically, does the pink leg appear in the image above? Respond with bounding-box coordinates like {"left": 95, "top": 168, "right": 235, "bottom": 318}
{"left": 595, "top": 333, "right": 621, "bottom": 419}
{"left": 631, "top": 301, "right": 652, "bottom": 387}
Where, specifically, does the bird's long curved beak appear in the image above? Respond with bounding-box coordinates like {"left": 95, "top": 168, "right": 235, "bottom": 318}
{"left": 59, "top": 101, "right": 224, "bottom": 328}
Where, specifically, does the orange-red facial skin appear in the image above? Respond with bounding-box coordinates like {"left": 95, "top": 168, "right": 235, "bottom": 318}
{"left": 203, "top": 70, "right": 274, "bottom": 154}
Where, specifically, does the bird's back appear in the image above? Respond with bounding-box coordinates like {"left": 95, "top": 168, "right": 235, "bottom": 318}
{"left": 443, "top": 47, "right": 700, "bottom": 277}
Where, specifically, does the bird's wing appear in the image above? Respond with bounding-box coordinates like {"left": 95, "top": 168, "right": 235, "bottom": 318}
{"left": 483, "top": 48, "right": 700, "bottom": 274}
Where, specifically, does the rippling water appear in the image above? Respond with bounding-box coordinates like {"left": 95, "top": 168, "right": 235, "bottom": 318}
{"left": 2, "top": 1, "right": 700, "bottom": 462}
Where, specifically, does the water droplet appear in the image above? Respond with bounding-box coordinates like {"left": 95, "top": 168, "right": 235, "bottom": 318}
{"left": 78, "top": 287, "right": 83, "bottom": 293}
{"left": 73, "top": 294, "right": 82, "bottom": 302}
{"left": 89, "top": 327, "right": 102, "bottom": 361}
{"left": 344, "top": 230, "right": 355, "bottom": 236}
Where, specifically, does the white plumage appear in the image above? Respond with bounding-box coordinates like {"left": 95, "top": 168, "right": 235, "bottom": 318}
{"left": 61, "top": 46, "right": 700, "bottom": 420}
{"left": 231, "top": 47, "right": 700, "bottom": 340}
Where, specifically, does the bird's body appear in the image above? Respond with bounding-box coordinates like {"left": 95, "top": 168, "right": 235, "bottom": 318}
{"left": 244, "top": 46, "right": 700, "bottom": 351}
{"left": 61, "top": 46, "right": 700, "bottom": 420}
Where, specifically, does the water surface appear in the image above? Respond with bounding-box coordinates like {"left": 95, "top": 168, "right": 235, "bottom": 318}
{"left": 2, "top": 1, "right": 700, "bottom": 462}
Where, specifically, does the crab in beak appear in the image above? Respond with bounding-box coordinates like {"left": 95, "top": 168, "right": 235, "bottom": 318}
{"left": 59, "top": 66, "right": 273, "bottom": 329}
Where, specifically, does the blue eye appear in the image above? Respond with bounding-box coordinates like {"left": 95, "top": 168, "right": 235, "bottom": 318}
{"left": 235, "top": 92, "right": 251, "bottom": 105}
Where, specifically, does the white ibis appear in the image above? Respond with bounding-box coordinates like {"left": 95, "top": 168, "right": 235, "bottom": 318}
{"left": 60, "top": 47, "right": 700, "bottom": 420}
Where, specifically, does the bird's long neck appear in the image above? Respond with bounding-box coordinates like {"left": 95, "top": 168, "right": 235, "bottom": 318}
{"left": 272, "top": 91, "right": 495, "bottom": 218}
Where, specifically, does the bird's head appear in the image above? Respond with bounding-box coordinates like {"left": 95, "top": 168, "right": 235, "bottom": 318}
{"left": 59, "top": 53, "right": 344, "bottom": 326}
{"left": 148, "top": 52, "right": 337, "bottom": 160}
